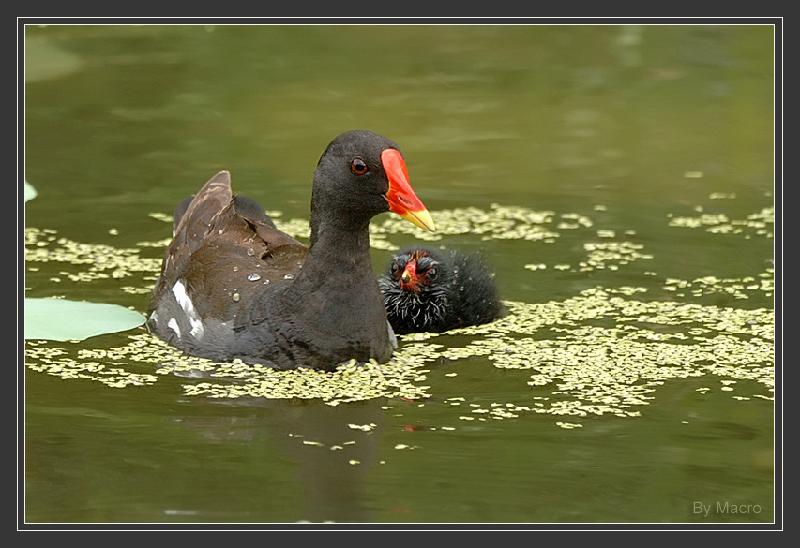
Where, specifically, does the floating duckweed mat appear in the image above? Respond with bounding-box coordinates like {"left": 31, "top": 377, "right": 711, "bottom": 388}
{"left": 527, "top": 241, "right": 654, "bottom": 274}
{"left": 26, "top": 332, "right": 432, "bottom": 405}
{"left": 370, "top": 204, "right": 594, "bottom": 251}
{"left": 25, "top": 227, "right": 162, "bottom": 284}
{"left": 668, "top": 206, "right": 774, "bottom": 238}
{"left": 26, "top": 344, "right": 159, "bottom": 389}
{"left": 24, "top": 288, "right": 774, "bottom": 422}
{"left": 424, "top": 290, "right": 772, "bottom": 419}
{"left": 257, "top": 204, "right": 596, "bottom": 251}
{"left": 25, "top": 202, "right": 601, "bottom": 294}
{"left": 25, "top": 201, "right": 773, "bottom": 425}
{"left": 26, "top": 202, "right": 598, "bottom": 291}
{"left": 663, "top": 270, "right": 774, "bottom": 300}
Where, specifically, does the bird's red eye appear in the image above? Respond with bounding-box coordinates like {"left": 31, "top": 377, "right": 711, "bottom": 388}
{"left": 351, "top": 158, "right": 369, "bottom": 176}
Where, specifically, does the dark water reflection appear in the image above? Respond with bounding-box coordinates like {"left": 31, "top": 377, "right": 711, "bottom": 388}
{"left": 24, "top": 24, "right": 774, "bottom": 523}
{"left": 168, "top": 398, "right": 385, "bottom": 523}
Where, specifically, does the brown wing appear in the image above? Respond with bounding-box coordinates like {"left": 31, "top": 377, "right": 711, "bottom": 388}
{"left": 151, "top": 171, "right": 308, "bottom": 322}
{"left": 182, "top": 202, "right": 307, "bottom": 322}
{"left": 154, "top": 170, "right": 234, "bottom": 295}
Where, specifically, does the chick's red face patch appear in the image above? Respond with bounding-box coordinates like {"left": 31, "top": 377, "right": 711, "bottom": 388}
{"left": 395, "top": 250, "right": 438, "bottom": 293}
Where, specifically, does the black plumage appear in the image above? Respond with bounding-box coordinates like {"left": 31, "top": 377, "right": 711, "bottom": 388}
{"left": 378, "top": 247, "right": 505, "bottom": 334}
{"left": 147, "top": 130, "right": 434, "bottom": 370}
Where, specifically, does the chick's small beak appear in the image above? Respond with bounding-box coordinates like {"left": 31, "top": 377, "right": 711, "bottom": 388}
{"left": 382, "top": 148, "right": 436, "bottom": 232}
{"left": 399, "top": 260, "right": 417, "bottom": 290}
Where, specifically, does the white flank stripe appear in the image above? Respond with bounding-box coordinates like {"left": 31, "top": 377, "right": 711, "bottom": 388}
{"left": 172, "top": 280, "right": 204, "bottom": 339}
{"left": 167, "top": 318, "right": 181, "bottom": 338}
{"left": 189, "top": 318, "right": 205, "bottom": 338}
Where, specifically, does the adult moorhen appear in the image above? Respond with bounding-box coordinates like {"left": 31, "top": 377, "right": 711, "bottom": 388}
{"left": 147, "top": 130, "right": 435, "bottom": 370}
{"left": 378, "top": 247, "right": 504, "bottom": 334}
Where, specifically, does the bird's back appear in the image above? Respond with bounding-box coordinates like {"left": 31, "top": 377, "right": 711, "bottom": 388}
{"left": 147, "top": 171, "right": 307, "bottom": 360}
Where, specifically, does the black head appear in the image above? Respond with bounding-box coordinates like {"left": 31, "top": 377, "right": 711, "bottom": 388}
{"left": 310, "top": 130, "right": 434, "bottom": 238}
{"left": 379, "top": 247, "right": 454, "bottom": 333}
{"left": 385, "top": 248, "right": 452, "bottom": 295}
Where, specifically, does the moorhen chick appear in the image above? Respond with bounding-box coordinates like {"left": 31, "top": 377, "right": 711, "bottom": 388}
{"left": 147, "top": 130, "right": 435, "bottom": 370}
{"left": 378, "top": 247, "right": 504, "bottom": 334}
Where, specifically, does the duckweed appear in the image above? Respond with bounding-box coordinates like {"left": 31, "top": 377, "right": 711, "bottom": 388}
{"left": 260, "top": 204, "right": 595, "bottom": 252}
{"left": 348, "top": 423, "right": 378, "bottom": 432}
{"left": 579, "top": 241, "right": 653, "bottom": 272}
{"left": 24, "top": 204, "right": 774, "bottom": 430}
{"left": 669, "top": 207, "right": 774, "bottom": 238}
{"left": 663, "top": 270, "right": 774, "bottom": 300}
{"left": 148, "top": 212, "right": 173, "bottom": 223}
{"left": 26, "top": 200, "right": 607, "bottom": 298}
{"left": 25, "top": 227, "right": 161, "bottom": 285}
{"left": 556, "top": 421, "right": 584, "bottom": 429}
{"left": 25, "top": 284, "right": 773, "bottom": 423}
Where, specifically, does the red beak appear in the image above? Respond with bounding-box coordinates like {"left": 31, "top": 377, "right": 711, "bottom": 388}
{"left": 382, "top": 148, "right": 435, "bottom": 231}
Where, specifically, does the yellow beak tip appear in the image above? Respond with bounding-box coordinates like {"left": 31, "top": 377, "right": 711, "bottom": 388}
{"left": 400, "top": 209, "right": 436, "bottom": 232}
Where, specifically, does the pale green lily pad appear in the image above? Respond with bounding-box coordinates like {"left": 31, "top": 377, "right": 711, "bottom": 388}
{"left": 24, "top": 182, "right": 37, "bottom": 202}
{"left": 24, "top": 298, "right": 144, "bottom": 341}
